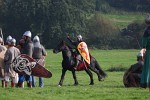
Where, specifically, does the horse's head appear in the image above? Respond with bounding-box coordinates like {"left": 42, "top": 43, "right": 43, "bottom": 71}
{"left": 53, "top": 40, "right": 66, "bottom": 54}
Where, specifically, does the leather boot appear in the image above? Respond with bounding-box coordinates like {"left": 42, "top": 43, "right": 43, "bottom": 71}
{"left": 27, "top": 81, "right": 32, "bottom": 88}
{"left": 2, "top": 80, "right": 5, "bottom": 88}
{"left": 11, "top": 81, "right": 15, "bottom": 88}
{"left": 17, "top": 82, "right": 23, "bottom": 88}
{"left": 5, "top": 82, "right": 8, "bottom": 88}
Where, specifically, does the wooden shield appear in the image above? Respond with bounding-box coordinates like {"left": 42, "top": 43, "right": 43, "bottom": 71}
{"left": 12, "top": 54, "right": 52, "bottom": 78}
{"left": 77, "top": 42, "right": 90, "bottom": 64}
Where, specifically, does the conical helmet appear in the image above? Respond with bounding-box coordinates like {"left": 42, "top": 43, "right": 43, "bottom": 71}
{"left": 10, "top": 38, "right": 16, "bottom": 46}
{"left": 33, "top": 35, "right": 40, "bottom": 42}
{"left": 23, "top": 31, "right": 32, "bottom": 38}
{"left": 77, "top": 34, "right": 82, "bottom": 41}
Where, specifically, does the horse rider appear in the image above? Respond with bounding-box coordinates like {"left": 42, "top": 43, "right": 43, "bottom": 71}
{"left": 4, "top": 38, "right": 20, "bottom": 87}
{"left": 123, "top": 52, "right": 143, "bottom": 87}
{"left": 32, "top": 35, "right": 47, "bottom": 87}
{"left": 0, "top": 37, "right": 7, "bottom": 88}
{"left": 67, "top": 34, "right": 89, "bottom": 70}
{"left": 17, "top": 31, "right": 34, "bottom": 88}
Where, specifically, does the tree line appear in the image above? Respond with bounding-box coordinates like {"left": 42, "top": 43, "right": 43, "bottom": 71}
{"left": 0, "top": 0, "right": 148, "bottom": 49}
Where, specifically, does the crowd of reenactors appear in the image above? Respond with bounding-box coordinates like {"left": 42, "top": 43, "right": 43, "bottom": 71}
{"left": 0, "top": 31, "right": 47, "bottom": 88}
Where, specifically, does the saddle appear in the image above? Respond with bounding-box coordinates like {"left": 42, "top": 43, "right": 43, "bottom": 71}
{"left": 73, "top": 52, "right": 91, "bottom": 71}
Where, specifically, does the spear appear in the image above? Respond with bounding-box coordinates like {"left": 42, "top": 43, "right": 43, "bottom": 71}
{"left": 0, "top": 28, "right": 4, "bottom": 45}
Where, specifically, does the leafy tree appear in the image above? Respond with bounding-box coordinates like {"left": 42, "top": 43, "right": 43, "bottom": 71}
{"left": 86, "top": 13, "right": 119, "bottom": 49}
{"left": 121, "top": 21, "right": 145, "bottom": 48}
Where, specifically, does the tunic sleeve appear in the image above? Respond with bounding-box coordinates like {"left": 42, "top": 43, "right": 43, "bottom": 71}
{"left": 4, "top": 50, "right": 10, "bottom": 62}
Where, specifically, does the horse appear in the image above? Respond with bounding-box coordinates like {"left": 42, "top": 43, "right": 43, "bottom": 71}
{"left": 53, "top": 40, "right": 106, "bottom": 86}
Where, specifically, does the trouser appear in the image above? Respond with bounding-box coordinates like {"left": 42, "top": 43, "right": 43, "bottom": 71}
{"left": 4, "top": 73, "right": 18, "bottom": 88}
{"left": 18, "top": 74, "right": 32, "bottom": 88}
{"left": 32, "top": 76, "right": 44, "bottom": 87}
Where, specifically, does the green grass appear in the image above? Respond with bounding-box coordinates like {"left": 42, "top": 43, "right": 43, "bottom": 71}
{"left": 1, "top": 49, "right": 150, "bottom": 100}
{"left": 101, "top": 12, "right": 146, "bottom": 29}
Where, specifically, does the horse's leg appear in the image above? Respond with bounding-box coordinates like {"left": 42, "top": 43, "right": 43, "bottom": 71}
{"left": 91, "top": 57, "right": 106, "bottom": 80}
{"left": 58, "top": 68, "right": 67, "bottom": 86}
{"left": 89, "top": 66, "right": 103, "bottom": 81}
{"left": 94, "top": 60, "right": 106, "bottom": 78}
{"left": 71, "top": 70, "right": 79, "bottom": 86}
{"left": 85, "top": 68, "right": 94, "bottom": 85}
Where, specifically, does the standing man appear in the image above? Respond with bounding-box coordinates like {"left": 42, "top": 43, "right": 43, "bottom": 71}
{"left": 17, "top": 31, "right": 34, "bottom": 88}
{"left": 32, "top": 35, "right": 47, "bottom": 87}
{"left": 140, "top": 15, "right": 150, "bottom": 88}
{"left": 4, "top": 38, "right": 20, "bottom": 87}
{"left": 0, "top": 37, "right": 7, "bottom": 88}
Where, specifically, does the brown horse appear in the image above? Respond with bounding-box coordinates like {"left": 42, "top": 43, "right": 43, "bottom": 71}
{"left": 53, "top": 40, "right": 106, "bottom": 86}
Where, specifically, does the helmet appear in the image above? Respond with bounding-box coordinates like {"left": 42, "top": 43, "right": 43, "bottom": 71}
{"left": 6, "top": 35, "right": 12, "bottom": 42}
{"left": 6, "top": 35, "right": 12, "bottom": 45}
{"left": 10, "top": 38, "right": 16, "bottom": 46}
{"left": 145, "top": 15, "right": 150, "bottom": 25}
{"left": 77, "top": 34, "right": 82, "bottom": 41}
{"left": 23, "top": 31, "right": 32, "bottom": 38}
{"left": 0, "top": 37, "right": 3, "bottom": 44}
{"left": 33, "top": 35, "right": 40, "bottom": 42}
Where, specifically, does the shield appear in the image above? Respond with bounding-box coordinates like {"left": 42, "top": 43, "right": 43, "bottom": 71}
{"left": 77, "top": 42, "right": 90, "bottom": 64}
{"left": 12, "top": 54, "right": 52, "bottom": 78}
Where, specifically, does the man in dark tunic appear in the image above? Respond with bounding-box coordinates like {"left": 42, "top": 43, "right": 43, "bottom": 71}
{"left": 17, "top": 31, "right": 34, "bottom": 88}
{"left": 123, "top": 53, "right": 143, "bottom": 87}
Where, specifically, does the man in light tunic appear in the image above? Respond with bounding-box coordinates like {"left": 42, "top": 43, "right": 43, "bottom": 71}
{"left": 4, "top": 38, "right": 20, "bottom": 87}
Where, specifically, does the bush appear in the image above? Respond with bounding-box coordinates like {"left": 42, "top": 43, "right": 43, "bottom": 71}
{"left": 86, "top": 13, "right": 119, "bottom": 49}
{"left": 107, "top": 65, "right": 128, "bottom": 72}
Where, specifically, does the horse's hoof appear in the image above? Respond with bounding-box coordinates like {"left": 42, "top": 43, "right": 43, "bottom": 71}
{"left": 74, "top": 83, "right": 78, "bottom": 86}
{"left": 99, "top": 77, "right": 105, "bottom": 81}
{"left": 58, "top": 85, "right": 62, "bottom": 87}
{"left": 89, "top": 83, "right": 94, "bottom": 85}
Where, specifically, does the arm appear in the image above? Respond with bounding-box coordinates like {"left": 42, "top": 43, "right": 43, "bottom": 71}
{"left": 4, "top": 50, "right": 10, "bottom": 63}
{"left": 26, "top": 43, "right": 34, "bottom": 57}
{"left": 67, "top": 36, "right": 77, "bottom": 46}
{"left": 41, "top": 45, "right": 47, "bottom": 56}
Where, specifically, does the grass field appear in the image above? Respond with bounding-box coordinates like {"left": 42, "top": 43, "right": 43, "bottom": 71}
{"left": 101, "top": 12, "right": 146, "bottom": 29}
{"left": 1, "top": 49, "right": 150, "bottom": 100}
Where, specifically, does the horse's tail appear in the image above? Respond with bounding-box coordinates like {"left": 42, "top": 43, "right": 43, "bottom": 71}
{"left": 95, "top": 60, "right": 107, "bottom": 77}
